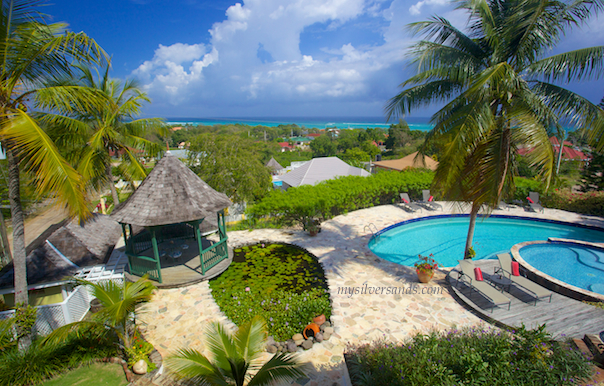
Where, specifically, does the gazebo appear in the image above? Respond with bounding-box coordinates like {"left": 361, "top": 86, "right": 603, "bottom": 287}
{"left": 111, "top": 153, "right": 232, "bottom": 285}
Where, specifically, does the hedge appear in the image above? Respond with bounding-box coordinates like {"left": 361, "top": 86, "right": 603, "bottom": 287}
{"left": 247, "top": 169, "right": 434, "bottom": 227}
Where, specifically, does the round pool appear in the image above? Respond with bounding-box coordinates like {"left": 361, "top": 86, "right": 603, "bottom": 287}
{"left": 368, "top": 215, "right": 604, "bottom": 267}
{"left": 518, "top": 242, "right": 604, "bottom": 296}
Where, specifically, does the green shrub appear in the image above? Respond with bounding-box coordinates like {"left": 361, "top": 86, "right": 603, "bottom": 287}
{"left": 543, "top": 190, "right": 604, "bottom": 217}
{"left": 346, "top": 325, "right": 592, "bottom": 386}
{"left": 512, "top": 177, "right": 544, "bottom": 202}
{"left": 209, "top": 243, "right": 331, "bottom": 341}
{"left": 0, "top": 325, "right": 118, "bottom": 386}
{"left": 248, "top": 169, "right": 434, "bottom": 227}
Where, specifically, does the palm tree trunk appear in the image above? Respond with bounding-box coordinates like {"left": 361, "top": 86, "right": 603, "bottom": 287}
{"left": 106, "top": 164, "right": 119, "bottom": 206}
{"left": 464, "top": 201, "right": 481, "bottom": 259}
{"left": 7, "top": 149, "right": 28, "bottom": 305}
{"left": 0, "top": 208, "right": 11, "bottom": 267}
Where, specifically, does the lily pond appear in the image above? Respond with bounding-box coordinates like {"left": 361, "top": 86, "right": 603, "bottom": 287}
{"left": 209, "top": 243, "right": 332, "bottom": 341}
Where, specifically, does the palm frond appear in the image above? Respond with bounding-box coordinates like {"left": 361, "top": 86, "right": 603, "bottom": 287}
{"left": 0, "top": 109, "right": 89, "bottom": 219}
{"left": 385, "top": 81, "right": 462, "bottom": 120}
{"left": 525, "top": 46, "right": 604, "bottom": 82}
{"left": 247, "top": 353, "right": 308, "bottom": 386}
{"left": 235, "top": 315, "right": 267, "bottom": 362}
{"left": 204, "top": 321, "right": 240, "bottom": 372}
{"left": 166, "top": 348, "right": 229, "bottom": 386}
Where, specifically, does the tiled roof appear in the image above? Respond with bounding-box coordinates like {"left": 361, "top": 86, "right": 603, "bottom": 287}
{"left": 280, "top": 157, "right": 370, "bottom": 188}
{"left": 111, "top": 154, "right": 232, "bottom": 227}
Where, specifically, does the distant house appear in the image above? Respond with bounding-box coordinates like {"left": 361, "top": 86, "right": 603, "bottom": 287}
{"left": 265, "top": 157, "right": 284, "bottom": 175}
{"left": 518, "top": 137, "right": 589, "bottom": 162}
{"left": 289, "top": 136, "right": 312, "bottom": 150}
{"left": 171, "top": 126, "right": 183, "bottom": 131}
{"left": 278, "top": 142, "right": 293, "bottom": 152}
{"left": 306, "top": 133, "right": 321, "bottom": 139}
{"left": 372, "top": 152, "right": 439, "bottom": 172}
{"left": 280, "top": 157, "right": 370, "bottom": 189}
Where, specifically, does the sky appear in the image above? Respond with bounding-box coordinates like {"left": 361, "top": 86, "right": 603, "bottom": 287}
{"left": 46, "top": 0, "right": 604, "bottom": 120}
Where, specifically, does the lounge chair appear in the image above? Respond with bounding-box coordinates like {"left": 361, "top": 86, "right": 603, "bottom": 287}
{"left": 399, "top": 193, "right": 423, "bottom": 213}
{"left": 420, "top": 189, "right": 443, "bottom": 211}
{"left": 497, "top": 201, "right": 511, "bottom": 211}
{"left": 494, "top": 253, "right": 552, "bottom": 305}
{"left": 527, "top": 192, "right": 544, "bottom": 213}
{"left": 456, "top": 259, "right": 511, "bottom": 312}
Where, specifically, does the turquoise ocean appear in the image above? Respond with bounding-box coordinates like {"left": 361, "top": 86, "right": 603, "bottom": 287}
{"left": 164, "top": 116, "right": 435, "bottom": 131}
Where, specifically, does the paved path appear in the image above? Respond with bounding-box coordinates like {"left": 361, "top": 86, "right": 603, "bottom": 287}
{"left": 137, "top": 203, "right": 604, "bottom": 386}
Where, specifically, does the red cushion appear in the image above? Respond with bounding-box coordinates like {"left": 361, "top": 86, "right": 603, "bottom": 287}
{"left": 428, "top": 195, "right": 434, "bottom": 202}
{"left": 474, "top": 267, "right": 484, "bottom": 281}
{"left": 527, "top": 197, "right": 534, "bottom": 204}
{"left": 402, "top": 197, "right": 409, "bottom": 204}
{"left": 511, "top": 261, "right": 520, "bottom": 276}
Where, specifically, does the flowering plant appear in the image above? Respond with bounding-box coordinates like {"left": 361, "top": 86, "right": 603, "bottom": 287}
{"left": 414, "top": 254, "right": 439, "bottom": 274}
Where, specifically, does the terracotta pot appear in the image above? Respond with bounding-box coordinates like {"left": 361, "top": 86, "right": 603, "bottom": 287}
{"left": 309, "top": 229, "right": 318, "bottom": 237}
{"left": 417, "top": 270, "right": 434, "bottom": 283}
{"left": 303, "top": 323, "right": 320, "bottom": 339}
{"left": 313, "top": 314, "right": 326, "bottom": 326}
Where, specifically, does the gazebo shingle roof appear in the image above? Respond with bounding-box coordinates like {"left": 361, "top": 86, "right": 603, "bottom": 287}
{"left": 265, "top": 157, "right": 284, "bottom": 171}
{"left": 111, "top": 154, "right": 232, "bottom": 227}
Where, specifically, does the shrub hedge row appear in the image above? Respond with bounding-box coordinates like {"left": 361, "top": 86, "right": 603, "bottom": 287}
{"left": 247, "top": 170, "right": 434, "bottom": 227}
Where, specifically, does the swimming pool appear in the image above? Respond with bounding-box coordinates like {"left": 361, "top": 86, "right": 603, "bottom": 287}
{"left": 368, "top": 215, "right": 604, "bottom": 268}
{"left": 518, "top": 242, "right": 604, "bottom": 296}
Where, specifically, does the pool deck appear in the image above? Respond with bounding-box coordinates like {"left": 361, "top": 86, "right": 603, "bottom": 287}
{"left": 449, "top": 259, "right": 604, "bottom": 339}
{"left": 136, "top": 202, "right": 604, "bottom": 386}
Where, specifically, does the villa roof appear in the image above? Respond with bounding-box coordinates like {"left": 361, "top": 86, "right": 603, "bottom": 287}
{"left": 265, "top": 157, "right": 284, "bottom": 171}
{"left": 373, "top": 152, "right": 439, "bottom": 171}
{"left": 280, "top": 157, "right": 370, "bottom": 188}
{"left": 111, "top": 153, "right": 232, "bottom": 227}
{"left": 0, "top": 214, "right": 121, "bottom": 289}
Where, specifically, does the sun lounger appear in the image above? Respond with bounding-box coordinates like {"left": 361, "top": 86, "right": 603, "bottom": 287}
{"left": 494, "top": 253, "right": 552, "bottom": 305}
{"left": 399, "top": 193, "right": 423, "bottom": 213}
{"left": 420, "top": 189, "right": 443, "bottom": 211}
{"left": 527, "top": 192, "right": 544, "bottom": 213}
{"left": 457, "top": 259, "right": 511, "bottom": 312}
{"left": 497, "top": 201, "right": 511, "bottom": 210}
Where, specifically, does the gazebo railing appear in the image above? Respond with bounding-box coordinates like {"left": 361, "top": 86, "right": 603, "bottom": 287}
{"left": 200, "top": 238, "right": 228, "bottom": 274}
{"left": 128, "top": 255, "right": 162, "bottom": 282}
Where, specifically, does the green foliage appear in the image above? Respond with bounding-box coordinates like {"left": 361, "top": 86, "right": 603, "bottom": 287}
{"left": 209, "top": 244, "right": 331, "bottom": 341}
{"left": 248, "top": 170, "right": 434, "bottom": 227}
{"left": 167, "top": 315, "right": 307, "bottom": 386}
{"left": 347, "top": 325, "right": 592, "bottom": 386}
{"left": 309, "top": 134, "right": 338, "bottom": 157}
{"left": 124, "top": 329, "right": 156, "bottom": 371}
{"left": 580, "top": 152, "right": 604, "bottom": 191}
{"left": 0, "top": 325, "right": 118, "bottom": 386}
{"left": 40, "top": 362, "right": 128, "bottom": 386}
{"left": 272, "top": 150, "right": 313, "bottom": 168}
{"left": 339, "top": 148, "right": 371, "bottom": 167}
{"left": 512, "top": 177, "right": 544, "bottom": 202}
{"left": 14, "top": 303, "right": 37, "bottom": 339}
{"left": 543, "top": 190, "right": 604, "bottom": 217}
{"left": 188, "top": 133, "right": 272, "bottom": 203}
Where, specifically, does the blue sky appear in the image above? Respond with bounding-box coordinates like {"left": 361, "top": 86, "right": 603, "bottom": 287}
{"left": 46, "top": 0, "right": 603, "bottom": 119}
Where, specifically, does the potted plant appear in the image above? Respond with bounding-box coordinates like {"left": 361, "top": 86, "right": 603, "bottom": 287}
{"left": 305, "top": 218, "right": 321, "bottom": 236}
{"left": 414, "top": 253, "right": 439, "bottom": 283}
{"left": 465, "top": 246, "right": 476, "bottom": 259}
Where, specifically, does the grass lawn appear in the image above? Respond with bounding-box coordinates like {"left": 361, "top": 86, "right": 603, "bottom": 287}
{"left": 41, "top": 362, "right": 128, "bottom": 386}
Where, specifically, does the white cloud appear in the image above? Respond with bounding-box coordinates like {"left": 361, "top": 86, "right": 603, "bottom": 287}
{"left": 408, "top": 0, "right": 449, "bottom": 15}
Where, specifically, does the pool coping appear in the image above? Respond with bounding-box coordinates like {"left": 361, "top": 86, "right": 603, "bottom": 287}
{"left": 511, "top": 239, "right": 604, "bottom": 303}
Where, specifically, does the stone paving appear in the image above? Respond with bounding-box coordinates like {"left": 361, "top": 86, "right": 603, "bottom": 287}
{"left": 137, "top": 203, "right": 603, "bottom": 386}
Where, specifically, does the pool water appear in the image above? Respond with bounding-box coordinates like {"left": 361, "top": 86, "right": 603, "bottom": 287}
{"left": 519, "top": 243, "right": 604, "bottom": 295}
{"left": 368, "top": 215, "right": 604, "bottom": 268}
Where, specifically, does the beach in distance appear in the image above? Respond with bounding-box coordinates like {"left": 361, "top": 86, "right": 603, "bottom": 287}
{"left": 164, "top": 116, "right": 435, "bottom": 131}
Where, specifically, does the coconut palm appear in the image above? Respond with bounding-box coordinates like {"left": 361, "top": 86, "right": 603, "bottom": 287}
{"left": 0, "top": 0, "right": 106, "bottom": 306}
{"left": 386, "top": 0, "right": 604, "bottom": 258}
{"left": 167, "top": 315, "right": 307, "bottom": 386}
{"left": 43, "top": 277, "right": 155, "bottom": 352}
{"left": 43, "top": 63, "right": 166, "bottom": 206}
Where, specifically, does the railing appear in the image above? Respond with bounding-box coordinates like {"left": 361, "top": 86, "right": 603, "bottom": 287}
{"left": 0, "top": 284, "right": 92, "bottom": 336}
{"left": 128, "top": 254, "right": 162, "bottom": 282}
{"left": 200, "top": 239, "right": 228, "bottom": 273}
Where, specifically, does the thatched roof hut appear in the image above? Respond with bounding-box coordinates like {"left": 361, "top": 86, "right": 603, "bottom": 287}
{"left": 265, "top": 157, "right": 284, "bottom": 172}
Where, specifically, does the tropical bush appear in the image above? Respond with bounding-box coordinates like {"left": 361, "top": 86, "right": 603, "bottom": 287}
{"left": 248, "top": 169, "right": 434, "bottom": 227}
{"left": 210, "top": 243, "right": 331, "bottom": 341}
{"left": 512, "top": 177, "right": 544, "bottom": 202}
{"left": 543, "top": 190, "right": 604, "bottom": 217}
{"left": 0, "top": 325, "right": 118, "bottom": 386}
{"left": 347, "top": 325, "right": 593, "bottom": 386}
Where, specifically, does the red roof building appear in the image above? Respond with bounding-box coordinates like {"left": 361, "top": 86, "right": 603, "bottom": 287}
{"left": 518, "top": 137, "right": 589, "bottom": 161}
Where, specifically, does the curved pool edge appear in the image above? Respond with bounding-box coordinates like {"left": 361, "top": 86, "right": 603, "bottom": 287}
{"left": 511, "top": 239, "right": 604, "bottom": 303}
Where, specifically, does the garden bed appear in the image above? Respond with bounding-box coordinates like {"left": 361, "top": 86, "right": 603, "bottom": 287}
{"left": 210, "top": 243, "right": 332, "bottom": 342}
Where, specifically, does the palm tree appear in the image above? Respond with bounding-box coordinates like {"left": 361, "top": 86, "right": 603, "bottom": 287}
{"left": 43, "top": 277, "right": 155, "bottom": 352}
{"left": 386, "top": 0, "right": 604, "bottom": 258}
{"left": 167, "top": 315, "right": 307, "bottom": 386}
{"left": 43, "top": 63, "right": 166, "bottom": 207}
{"left": 0, "top": 0, "right": 106, "bottom": 306}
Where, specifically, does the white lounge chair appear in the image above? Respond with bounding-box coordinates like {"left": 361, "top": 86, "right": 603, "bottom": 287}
{"left": 457, "top": 259, "right": 511, "bottom": 312}
{"left": 399, "top": 193, "right": 423, "bottom": 213}
{"left": 495, "top": 253, "right": 552, "bottom": 305}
